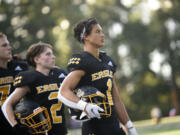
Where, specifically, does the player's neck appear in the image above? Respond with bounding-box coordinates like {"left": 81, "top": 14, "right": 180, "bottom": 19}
{"left": 36, "top": 66, "right": 50, "bottom": 76}
{"left": 84, "top": 44, "right": 99, "bottom": 59}
{"left": 0, "top": 59, "right": 8, "bottom": 69}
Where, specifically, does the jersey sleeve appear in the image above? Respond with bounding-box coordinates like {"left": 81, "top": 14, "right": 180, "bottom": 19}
{"left": 51, "top": 68, "right": 68, "bottom": 80}
{"left": 13, "top": 71, "right": 34, "bottom": 88}
{"left": 100, "top": 52, "right": 117, "bottom": 73}
{"left": 109, "top": 56, "right": 117, "bottom": 73}
{"left": 67, "top": 53, "right": 88, "bottom": 73}
{"left": 10, "top": 60, "right": 29, "bottom": 71}
{"left": 19, "top": 60, "right": 29, "bottom": 71}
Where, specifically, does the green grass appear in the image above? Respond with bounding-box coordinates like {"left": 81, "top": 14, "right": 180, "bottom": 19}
{"left": 68, "top": 115, "right": 180, "bottom": 135}
{"left": 134, "top": 115, "right": 180, "bottom": 135}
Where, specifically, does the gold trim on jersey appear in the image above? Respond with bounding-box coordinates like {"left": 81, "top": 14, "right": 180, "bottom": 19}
{"left": 0, "top": 76, "right": 13, "bottom": 84}
{"left": 68, "top": 57, "right": 81, "bottom": 65}
{"left": 13, "top": 76, "right": 22, "bottom": 86}
{"left": 91, "top": 70, "right": 113, "bottom": 81}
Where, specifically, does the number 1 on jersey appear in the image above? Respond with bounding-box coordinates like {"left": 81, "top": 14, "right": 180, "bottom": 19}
{"left": 106, "top": 79, "right": 114, "bottom": 105}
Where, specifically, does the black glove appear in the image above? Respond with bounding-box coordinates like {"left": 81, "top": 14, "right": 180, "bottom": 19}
{"left": 12, "top": 124, "right": 29, "bottom": 135}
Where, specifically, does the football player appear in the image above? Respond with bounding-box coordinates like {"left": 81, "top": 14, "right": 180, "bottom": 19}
{"left": 0, "top": 32, "right": 28, "bottom": 135}
{"left": 58, "top": 18, "right": 139, "bottom": 135}
{"left": 2, "top": 42, "right": 68, "bottom": 135}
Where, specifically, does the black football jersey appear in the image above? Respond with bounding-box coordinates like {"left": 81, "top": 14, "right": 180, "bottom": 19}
{"left": 0, "top": 60, "right": 28, "bottom": 135}
{"left": 68, "top": 51, "right": 116, "bottom": 106}
{"left": 0, "top": 60, "right": 28, "bottom": 106}
{"left": 13, "top": 68, "right": 67, "bottom": 135}
{"left": 68, "top": 51, "right": 126, "bottom": 135}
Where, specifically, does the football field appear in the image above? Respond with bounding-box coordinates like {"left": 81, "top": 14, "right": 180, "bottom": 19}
{"left": 68, "top": 115, "right": 180, "bottom": 135}
{"left": 135, "top": 115, "right": 180, "bottom": 135}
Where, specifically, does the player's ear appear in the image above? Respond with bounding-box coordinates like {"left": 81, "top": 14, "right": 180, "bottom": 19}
{"left": 34, "top": 56, "right": 39, "bottom": 64}
{"left": 84, "top": 34, "right": 88, "bottom": 42}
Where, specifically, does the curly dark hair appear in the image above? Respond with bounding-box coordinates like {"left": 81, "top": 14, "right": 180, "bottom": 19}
{"left": 73, "top": 17, "right": 98, "bottom": 44}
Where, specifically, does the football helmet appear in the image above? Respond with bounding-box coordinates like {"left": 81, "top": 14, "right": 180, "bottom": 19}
{"left": 69, "top": 86, "right": 112, "bottom": 122}
{"left": 14, "top": 99, "right": 52, "bottom": 134}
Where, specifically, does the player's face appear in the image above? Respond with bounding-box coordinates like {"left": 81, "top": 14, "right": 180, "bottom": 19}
{"left": 0, "top": 37, "right": 12, "bottom": 60}
{"left": 86, "top": 24, "right": 104, "bottom": 48}
{"left": 36, "top": 47, "right": 55, "bottom": 69}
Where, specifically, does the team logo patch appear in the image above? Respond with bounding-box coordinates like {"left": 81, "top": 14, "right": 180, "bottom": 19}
{"left": 108, "top": 61, "right": 113, "bottom": 67}
{"left": 58, "top": 73, "right": 66, "bottom": 78}
{"left": 15, "top": 66, "right": 23, "bottom": 71}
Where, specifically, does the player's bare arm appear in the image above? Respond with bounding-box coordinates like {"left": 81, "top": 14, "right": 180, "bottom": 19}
{"left": 59, "top": 70, "right": 85, "bottom": 103}
{"left": 112, "top": 76, "right": 130, "bottom": 124}
{"left": 2, "top": 86, "right": 30, "bottom": 126}
{"left": 112, "top": 76, "right": 139, "bottom": 135}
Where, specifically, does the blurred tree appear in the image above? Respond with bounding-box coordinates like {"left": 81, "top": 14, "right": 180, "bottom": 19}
{"left": 116, "top": 0, "right": 180, "bottom": 118}
{"left": 154, "top": 0, "right": 180, "bottom": 115}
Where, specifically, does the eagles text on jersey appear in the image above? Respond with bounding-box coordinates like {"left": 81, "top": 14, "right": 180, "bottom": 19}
{"left": 67, "top": 51, "right": 126, "bottom": 135}
{"left": 68, "top": 51, "right": 117, "bottom": 110}
{"left": 13, "top": 68, "right": 68, "bottom": 135}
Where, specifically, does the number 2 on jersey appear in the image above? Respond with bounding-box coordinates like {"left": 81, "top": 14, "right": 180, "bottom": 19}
{"left": 48, "top": 92, "right": 62, "bottom": 124}
{"left": 106, "top": 79, "right": 114, "bottom": 105}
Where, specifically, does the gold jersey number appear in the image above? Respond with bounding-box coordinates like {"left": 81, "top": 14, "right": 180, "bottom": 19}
{"left": 48, "top": 92, "right": 63, "bottom": 124}
{"left": 0, "top": 85, "right": 11, "bottom": 106}
{"left": 106, "top": 79, "right": 114, "bottom": 105}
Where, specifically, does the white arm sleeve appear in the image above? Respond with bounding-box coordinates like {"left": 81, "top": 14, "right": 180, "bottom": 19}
{"left": 58, "top": 88, "right": 87, "bottom": 110}
{"left": 1, "top": 91, "right": 16, "bottom": 127}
